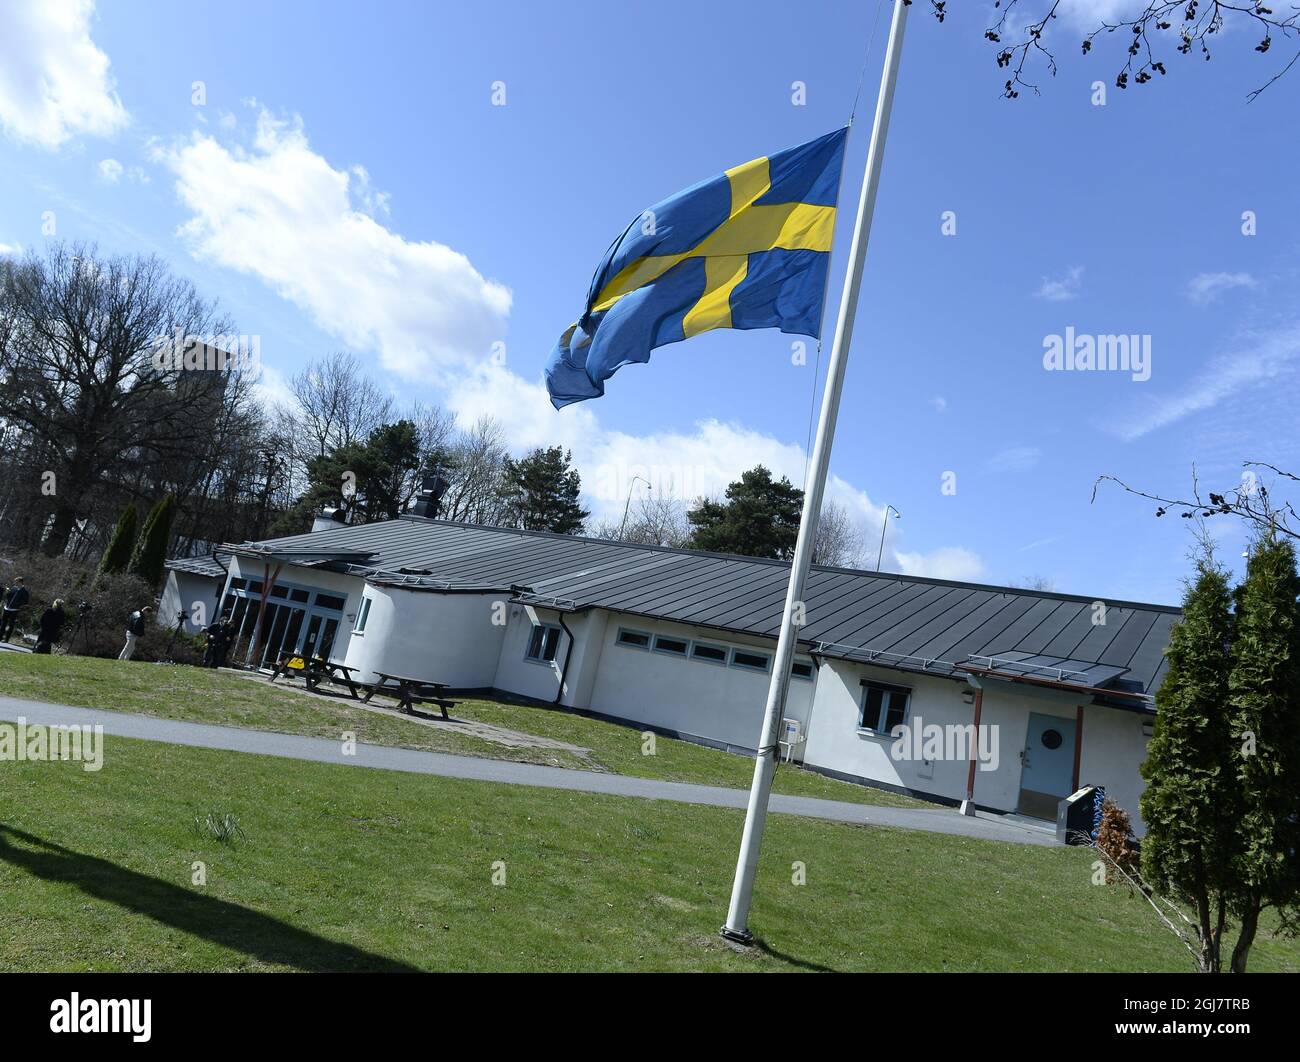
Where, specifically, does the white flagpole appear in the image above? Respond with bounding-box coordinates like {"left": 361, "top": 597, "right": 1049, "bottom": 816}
{"left": 722, "top": 0, "right": 910, "bottom": 945}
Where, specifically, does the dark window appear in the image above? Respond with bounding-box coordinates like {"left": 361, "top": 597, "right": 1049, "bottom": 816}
{"left": 691, "top": 642, "right": 728, "bottom": 664}
{"left": 290, "top": 588, "right": 310, "bottom": 603}
{"left": 653, "top": 635, "right": 688, "bottom": 656}
{"left": 1041, "top": 728, "right": 1063, "bottom": 750}
{"left": 270, "top": 585, "right": 288, "bottom": 598}
{"left": 791, "top": 660, "right": 814, "bottom": 680}
{"left": 860, "top": 681, "right": 911, "bottom": 734}
{"left": 526, "top": 624, "right": 561, "bottom": 662}
{"left": 730, "top": 649, "right": 771, "bottom": 673}
{"left": 617, "top": 629, "right": 650, "bottom": 650}
{"left": 314, "top": 593, "right": 346, "bottom": 612}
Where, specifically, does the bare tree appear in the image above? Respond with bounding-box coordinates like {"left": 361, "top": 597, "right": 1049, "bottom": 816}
{"left": 592, "top": 492, "right": 692, "bottom": 547}
{"left": 436, "top": 416, "right": 510, "bottom": 525}
{"left": 813, "top": 502, "right": 865, "bottom": 568}
{"left": 289, "top": 351, "right": 393, "bottom": 460}
{"left": 1093, "top": 462, "right": 1300, "bottom": 541}
{"left": 921, "top": 0, "right": 1300, "bottom": 100}
{"left": 0, "top": 243, "right": 236, "bottom": 556}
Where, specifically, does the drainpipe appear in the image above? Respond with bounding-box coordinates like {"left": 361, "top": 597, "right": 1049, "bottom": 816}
{"left": 553, "top": 613, "right": 576, "bottom": 705}
{"left": 1071, "top": 704, "right": 1084, "bottom": 792}
{"left": 959, "top": 674, "right": 984, "bottom": 818}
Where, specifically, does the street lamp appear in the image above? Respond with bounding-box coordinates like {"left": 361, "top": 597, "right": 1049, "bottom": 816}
{"left": 618, "top": 475, "right": 651, "bottom": 539}
{"left": 875, "top": 504, "right": 901, "bottom": 571}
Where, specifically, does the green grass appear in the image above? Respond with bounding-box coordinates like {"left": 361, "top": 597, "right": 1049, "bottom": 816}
{"left": 3, "top": 734, "right": 1296, "bottom": 972}
{"left": 0, "top": 652, "right": 923, "bottom": 808}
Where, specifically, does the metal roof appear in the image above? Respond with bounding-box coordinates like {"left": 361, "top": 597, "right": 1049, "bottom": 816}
{"left": 164, "top": 553, "right": 228, "bottom": 578}
{"left": 224, "top": 515, "right": 1179, "bottom": 698}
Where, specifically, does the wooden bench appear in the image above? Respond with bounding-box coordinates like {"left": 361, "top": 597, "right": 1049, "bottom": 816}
{"left": 269, "top": 652, "right": 363, "bottom": 699}
{"left": 363, "top": 671, "right": 458, "bottom": 719}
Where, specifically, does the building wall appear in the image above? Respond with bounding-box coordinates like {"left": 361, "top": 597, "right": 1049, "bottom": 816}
{"left": 342, "top": 585, "right": 506, "bottom": 688}
{"left": 583, "top": 613, "right": 815, "bottom": 752}
{"left": 158, "top": 570, "right": 224, "bottom": 634}
{"left": 222, "top": 557, "right": 367, "bottom": 662}
{"left": 800, "top": 657, "right": 1154, "bottom": 833}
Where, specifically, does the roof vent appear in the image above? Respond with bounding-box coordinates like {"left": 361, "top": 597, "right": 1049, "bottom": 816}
{"left": 310, "top": 507, "right": 348, "bottom": 533}
{"left": 409, "top": 473, "right": 450, "bottom": 519}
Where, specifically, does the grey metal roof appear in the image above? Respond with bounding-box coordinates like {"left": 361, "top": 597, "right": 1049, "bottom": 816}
{"left": 164, "top": 553, "right": 228, "bottom": 578}
{"left": 225, "top": 515, "right": 1179, "bottom": 698}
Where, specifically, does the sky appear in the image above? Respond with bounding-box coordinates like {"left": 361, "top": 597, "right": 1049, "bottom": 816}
{"left": 1, "top": 0, "right": 1296, "bottom": 607}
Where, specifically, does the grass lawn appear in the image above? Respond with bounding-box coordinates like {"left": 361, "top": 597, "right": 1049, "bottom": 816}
{"left": 0, "top": 652, "right": 923, "bottom": 808}
{"left": 3, "top": 734, "right": 1297, "bottom": 972}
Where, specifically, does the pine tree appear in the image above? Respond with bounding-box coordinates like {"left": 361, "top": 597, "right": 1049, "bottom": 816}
{"left": 98, "top": 504, "right": 139, "bottom": 577}
{"left": 1225, "top": 535, "right": 1300, "bottom": 972}
{"left": 1140, "top": 550, "right": 1239, "bottom": 972}
{"left": 687, "top": 466, "right": 804, "bottom": 559}
{"left": 500, "top": 447, "right": 589, "bottom": 534}
{"left": 128, "top": 494, "right": 177, "bottom": 588}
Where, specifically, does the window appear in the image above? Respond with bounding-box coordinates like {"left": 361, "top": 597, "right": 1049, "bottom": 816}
{"left": 616, "top": 628, "right": 651, "bottom": 650}
{"left": 314, "top": 593, "right": 346, "bottom": 611}
{"left": 691, "top": 642, "right": 728, "bottom": 664}
{"left": 860, "top": 681, "right": 911, "bottom": 734}
{"left": 791, "top": 659, "right": 815, "bottom": 680}
{"left": 352, "top": 597, "right": 372, "bottom": 634}
{"left": 730, "top": 649, "right": 771, "bottom": 673}
{"left": 290, "top": 588, "right": 310, "bottom": 603}
{"left": 526, "top": 623, "right": 562, "bottom": 663}
{"left": 653, "top": 635, "right": 688, "bottom": 656}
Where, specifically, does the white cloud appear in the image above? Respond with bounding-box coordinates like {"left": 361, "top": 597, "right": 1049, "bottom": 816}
{"left": 1115, "top": 322, "right": 1300, "bottom": 441}
{"left": 443, "top": 363, "right": 985, "bottom": 576}
{"left": 0, "top": 0, "right": 127, "bottom": 148}
{"left": 158, "top": 110, "right": 511, "bottom": 377}
{"left": 894, "top": 547, "right": 986, "bottom": 582}
{"left": 983, "top": 445, "right": 1041, "bottom": 475}
{"left": 929, "top": 395, "right": 948, "bottom": 414}
{"left": 97, "top": 157, "right": 122, "bottom": 183}
{"left": 0, "top": 242, "right": 21, "bottom": 257}
{"left": 1185, "top": 271, "right": 1257, "bottom": 304}
{"left": 1035, "top": 266, "right": 1084, "bottom": 302}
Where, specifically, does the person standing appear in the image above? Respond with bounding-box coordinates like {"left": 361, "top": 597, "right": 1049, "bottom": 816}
{"left": 213, "top": 615, "right": 235, "bottom": 668}
{"left": 118, "top": 605, "right": 151, "bottom": 661}
{"left": 0, "top": 577, "right": 30, "bottom": 642}
{"left": 34, "top": 599, "right": 67, "bottom": 654}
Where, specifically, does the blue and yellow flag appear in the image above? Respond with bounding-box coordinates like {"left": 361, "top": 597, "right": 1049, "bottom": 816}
{"left": 545, "top": 128, "right": 848, "bottom": 408}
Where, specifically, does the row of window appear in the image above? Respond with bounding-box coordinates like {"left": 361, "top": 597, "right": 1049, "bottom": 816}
{"left": 226, "top": 577, "right": 346, "bottom": 613}
{"left": 614, "top": 627, "right": 814, "bottom": 680}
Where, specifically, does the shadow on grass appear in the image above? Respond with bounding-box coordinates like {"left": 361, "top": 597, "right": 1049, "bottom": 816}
{"left": 0, "top": 823, "right": 418, "bottom": 972}
{"left": 751, "top": 936, "right": 839, "bottom": 973}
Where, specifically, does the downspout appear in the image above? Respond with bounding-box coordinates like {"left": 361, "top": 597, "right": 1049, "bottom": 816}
{"left": 553, "top": 613, "right": 576, "bottom": 705}
{"left": 1071, "top": 704, "right": 1084, "bottom": 792}
{"left": 959, "top": 673, "right": 984, "bottom": 818}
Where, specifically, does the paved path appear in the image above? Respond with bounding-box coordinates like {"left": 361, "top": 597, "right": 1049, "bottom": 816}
{"left": 0, "top": 697, "right": 1056, "bottom": 847}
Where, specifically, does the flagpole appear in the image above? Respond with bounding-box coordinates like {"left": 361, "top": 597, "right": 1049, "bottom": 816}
{"left": 721, "top": 0, "right": 910, "bottom": 945}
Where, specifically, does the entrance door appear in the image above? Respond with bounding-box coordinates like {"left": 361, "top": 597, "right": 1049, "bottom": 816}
{"left": 1018, "top": 712, "right": 1077, "bottom": 819}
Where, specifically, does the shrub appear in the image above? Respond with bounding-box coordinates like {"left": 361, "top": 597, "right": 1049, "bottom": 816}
{"left": 1096, "top": 799, "right": 1142, "bottom": 888}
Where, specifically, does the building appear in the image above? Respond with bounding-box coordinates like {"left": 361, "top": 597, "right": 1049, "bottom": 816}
{"left": 163, "top": 515, "right": 1176, "bottom": 832}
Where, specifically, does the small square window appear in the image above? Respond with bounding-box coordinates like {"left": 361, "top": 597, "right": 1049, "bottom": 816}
{"left": 860, "top": 681, "right": 911, "bottom": 734}
{"left": 691, "top": 642, "right": 728, "bottom": 664}
{"left": 791, "top": 660, "right": 814, "bottom": 680}
{"left": 526, "top": 623, "right": 562, "bottom": 663}
{"left": 617, "top": 628, "right": 651, "bottom": 650}
{"left": 653, "top": 635, "right": 688, "bottom": 656}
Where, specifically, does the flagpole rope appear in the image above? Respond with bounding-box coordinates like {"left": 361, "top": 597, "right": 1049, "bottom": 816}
{"left": 803, "top": 0, "right": 888, "bottom": 492}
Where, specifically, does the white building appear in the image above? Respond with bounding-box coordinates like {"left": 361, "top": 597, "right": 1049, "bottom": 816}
{"left": 163, "top": 515, "right": 1175, "bottom": 832}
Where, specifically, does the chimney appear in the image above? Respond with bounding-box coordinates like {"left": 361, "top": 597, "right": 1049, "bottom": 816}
{"left": 409, "top": 473, "right": 450, "bottom": 519}
{"left": 311, "top": 506, "right": 347, "bottom": 533}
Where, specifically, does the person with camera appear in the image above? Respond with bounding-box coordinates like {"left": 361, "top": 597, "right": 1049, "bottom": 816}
{"left": 0, "top": 577, "right": 30, "bottom": 643}
{"left": 34, "top": 599, "right": 67, "bottom": 654}
{"left": 118, "top": 605, "right": 151, "bottom": 661}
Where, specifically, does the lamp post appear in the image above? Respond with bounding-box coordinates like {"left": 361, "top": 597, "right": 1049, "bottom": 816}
{"left": 875, "top": 505, "right": 901, "bottom": 571}
{"left": 618, "top": 475, "right": 650, "bottom": 539}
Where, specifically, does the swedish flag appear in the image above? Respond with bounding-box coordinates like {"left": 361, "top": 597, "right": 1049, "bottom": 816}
{"left": 545, "top": 128, "right": 848, "bottom": 408}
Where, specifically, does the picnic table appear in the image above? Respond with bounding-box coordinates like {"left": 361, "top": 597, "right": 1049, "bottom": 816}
{"left": 268, "top": 651, "right": 363, "bottom": 699}
{"left": 363, "top": 671, "right": 458, "bottom": 719}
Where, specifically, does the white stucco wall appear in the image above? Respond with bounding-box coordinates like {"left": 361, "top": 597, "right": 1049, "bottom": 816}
{"left": 799, "top": 657, "right": 1154, "bottom": 832}
{"left": 584, "top": 614, "right": 815, "bottom": 751}
{"left": 158, "top": 570, "right": 224, "bottom": 634}
{"left": 341, "top": 585, "right": 506, "bottom": 688}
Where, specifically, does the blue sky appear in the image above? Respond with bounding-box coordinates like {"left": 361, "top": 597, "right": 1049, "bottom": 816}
{"left": 1, "top": 0, "right": 1297, "bottom": 606}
